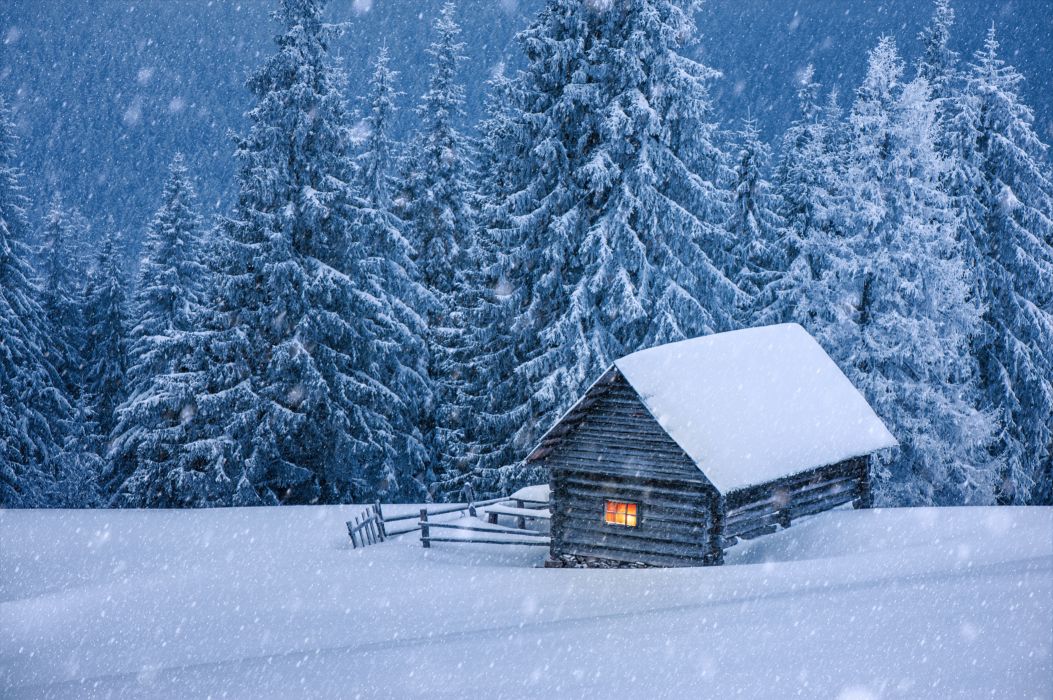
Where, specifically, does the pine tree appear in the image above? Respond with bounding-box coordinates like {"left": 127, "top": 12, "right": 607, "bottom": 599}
{"left": 728, "top": 118, "right": 785, "bottom": 322}
{"left": 106, "top": 155, "right": 214, "bottom": 503}
{"left": 128, "top": 155, "right": 208, "bottom": 384}
{"left": 844, "top": 45, "right": 997, "bottom": 504}
{"left": 38, "top": 194, "right": 86, "bottom": 400}
{"left": 398, "top": 2, "right": 475, "bottom": 493}
{"left": 0, "top": 97, "right": 70, "bottom": 506}
{"left": 54, "top": 230, "right": 128, "bottom": 507}
{"left": 215, "top": 0, "right": 392, "bottom": 504}
{"left": 953, "top": 28, "right": 1053, "bottom": 504}
{"left": 47, "top": 403, "right": 103, "bottom": 508}
{"left": 473, "top": 0, "right": 738, "bottom": 489}
{"left": 354, "top": 49, "right": 431, "bottom": 501}
{"left": 81, "top": 229, "right": 129, "bottom": 450}
{"left": 456, "top": 71, "right": 530, "bottom": 496}
{"left": 757, "top": 66, "right": 830, "bottom": 327}
{"left": 915, "top": 0, "right": 958, "bottom": 102}
{"left": 915, "top": 0, "right": 988, "bottom": 278}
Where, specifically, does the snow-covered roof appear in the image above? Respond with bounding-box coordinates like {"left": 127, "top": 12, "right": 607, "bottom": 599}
{"left": 612, "top": 324, "right": 897, "bottom": 493}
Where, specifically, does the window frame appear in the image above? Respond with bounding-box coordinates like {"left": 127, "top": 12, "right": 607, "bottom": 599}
{"left": 603, "top": 499, "right": 639, "bottom": 527}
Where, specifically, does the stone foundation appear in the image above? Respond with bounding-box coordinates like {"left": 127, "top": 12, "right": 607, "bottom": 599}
{"left": 544, "top": 553, "right": 653, "bottom": 569}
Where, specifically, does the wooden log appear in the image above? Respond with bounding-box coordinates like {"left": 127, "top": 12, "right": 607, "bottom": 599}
{"left": 419, "top": 509, "right": 430, "bottom": 549}
{"left": 735, "top": 523, "right": 778, "bottom": 540}
{"left": 554, "top": 471, "right": 710, "bottom": 498}
{"left": 549, "top": 456, "right": 693, "bottom": 481}
{"left": 557, "top": 518, "right": 710, "bottom": 549}
{"left": 725, "top": 512, "right": 781, "bottom": 538}
{"left": 787, "top": 491, "right": 858, "bottom": 520}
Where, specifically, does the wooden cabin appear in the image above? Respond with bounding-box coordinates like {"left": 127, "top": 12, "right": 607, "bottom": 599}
{"left": 527, "top": 323, "right": 898, "bottom": 568}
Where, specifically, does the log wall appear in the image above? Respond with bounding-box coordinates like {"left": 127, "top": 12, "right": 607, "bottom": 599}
{"left": 541, "top": 372, "right": 722, "bottom": 567}
{"left": 722, "top": 456, "right": 870, "bottom": 541}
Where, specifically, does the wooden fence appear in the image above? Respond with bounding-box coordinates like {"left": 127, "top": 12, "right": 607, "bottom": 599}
{"left": 419, "top": 507, "right": 551, "bottom": 549}
{"left": 346, "top": 503, "right": 386, "bottom": 549}
{"left": 347, "top": 497, "right": 552, "bottom": 550}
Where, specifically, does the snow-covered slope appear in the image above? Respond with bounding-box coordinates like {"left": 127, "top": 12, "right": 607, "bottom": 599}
{"left": 2, "top": 505, "right": 1050, "bottom": 698}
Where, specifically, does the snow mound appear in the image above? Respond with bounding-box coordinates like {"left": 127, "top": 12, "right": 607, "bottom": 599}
{"left": 615, "top": 323, "right": 898, "bottom": 492}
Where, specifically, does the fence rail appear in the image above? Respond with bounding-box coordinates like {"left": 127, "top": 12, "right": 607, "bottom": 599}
{"left": 419, "top": 508, "right": 551, "bottom": 549}
{"left": 380, "top": 496, "right": 509, "bottom": 524}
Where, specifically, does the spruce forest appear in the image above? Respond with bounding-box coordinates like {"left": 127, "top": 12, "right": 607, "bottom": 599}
{"left": 2, "top": 0, "right": 1052, "bottom": 510}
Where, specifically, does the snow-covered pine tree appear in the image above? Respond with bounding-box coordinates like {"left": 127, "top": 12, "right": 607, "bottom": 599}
{"left": 217, "top": 0, "right": 393, "bottom": 504}
{"left": 38, "top": 194, "right": 87, "bottom": 400}
{"left": 127, "top": 155, "right": 208, "bottom": 385}
{"left": 107, "top": 156, "right": 239, "bottom": 507}
{"left": 728, "top": 118, "right": 785, "bottom": 322}
{"left": 55, "top": 229, "right": 128, "bottom": 507}
{"left": 106, "top": 155, "right": 209, "bottom": 501}
{"left": 353, "top": 49, "right": 431, "bottom": 502}
{"left": 47, "top": 403, "right": 104, "bottom": 508}
{"left": 843, "top": 40, "right": 997, "bottom": 505}
{"left": 915, "top": 0, "right": 958, "bottom": 106}
{"left": 952, "top": 27, "right": 1053, "bottom": 504}
{"left": 914, "top": 0, "right": 988, "bottom": 279}
{"left": 0, "top": 97, "right": 70, "bottom": 506}
{"left": 80, "top": 229, "right": 128, "bottom": 451}
{"left": 398, "top": 2, "right": 475, "bottom": 494}
{"left": 582, "top": 0, "right": 738, "bottom": 353}
{"left": 486, "top": 0, "right": 737, "bottom": 487}
{"left": 456, "top": 71, "right": 531, "bottom": 496}
{"left": 756, "top": 66, "right": 827, "bottom": 326}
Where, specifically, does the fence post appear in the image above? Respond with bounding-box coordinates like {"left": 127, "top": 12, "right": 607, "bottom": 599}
{"left": 515, "top": 499, "right": 526, "bottom": 529}
{"left": 420, "top": 508, "right": 430, "bottom": 549}
{"left": 347, "top": 520, "right": 356, "bottom": 549}
{"left": 374, "top": 502, "right": 387, "bottom": 539}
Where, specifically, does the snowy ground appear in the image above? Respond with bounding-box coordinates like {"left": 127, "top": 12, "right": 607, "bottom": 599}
{"left": 2, "top": 505, "right": 1050, "bottom": 699}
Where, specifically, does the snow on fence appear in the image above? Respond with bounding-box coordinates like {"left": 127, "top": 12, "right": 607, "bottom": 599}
{"left": 418, "top": 508, "right": 550, "bottom": 548}
{"left": 346, "top": 486, "right": 553, "bottom": 550}
{"left": 346, "top": 503, "right": 386, "bottom": 549}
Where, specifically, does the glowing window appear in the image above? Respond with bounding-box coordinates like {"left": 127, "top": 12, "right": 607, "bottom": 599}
{"left": 604, "top": 500, "right": 638, "bottom": 527}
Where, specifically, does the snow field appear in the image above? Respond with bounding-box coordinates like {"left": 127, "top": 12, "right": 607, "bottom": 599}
{"left": 1, "top": 504, "right": 1050, "bottom": 698}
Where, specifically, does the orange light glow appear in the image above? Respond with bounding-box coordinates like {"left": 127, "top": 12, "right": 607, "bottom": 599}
{"left": 604, "top": 500, "right": 638, "bottom": 527}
